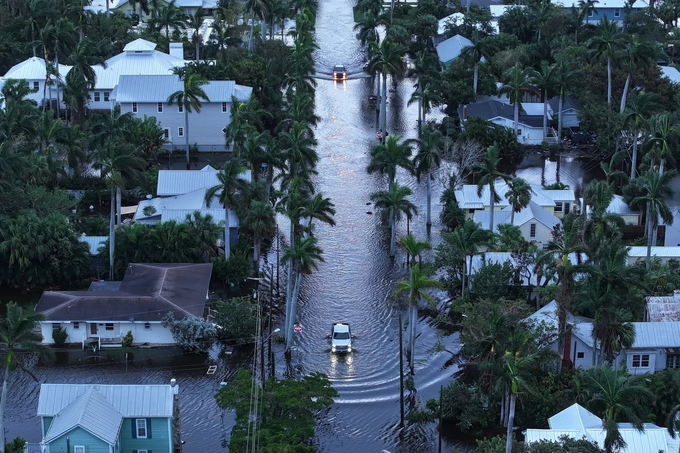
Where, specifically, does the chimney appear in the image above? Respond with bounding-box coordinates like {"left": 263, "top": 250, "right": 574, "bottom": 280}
{"left": 673, "top": 290, "right": 680, "bottom": 302}
{"left": 169, "top": 43, "right": 184, "bottom": 60}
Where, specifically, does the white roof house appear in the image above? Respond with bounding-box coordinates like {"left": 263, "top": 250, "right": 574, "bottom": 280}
{"left": 527, "top": 404, "right": 679, "bottom": 453}
{"left": 456, "top": 182, "right": 575, "bottom": 210}
{"left": 473, "top": 200, "right": 561, "bottom": 233}
{"left": 437, "top": 12, "right": 465, "bottom": 34}
{"left": 156, "top": 165, "right": 251, "bottom": 197}
{"left": 1, "top": 57, "right": 73, "bottom": 106}
{"left": 435, "top": 34, "right": 480, "bottom": 67}
{"left": 626, "top": 246, "right": 680, "bottom": 265}
{"left": 660, "top": 66, "right": 680, "bottom": 84}
{"left": 113, "top": 74, "right": 252, "bottom": 104}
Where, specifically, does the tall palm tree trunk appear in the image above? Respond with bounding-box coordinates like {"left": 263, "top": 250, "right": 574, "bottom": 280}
{"left": 109, "top": 187, "right": 115, "bottom": 280}
{"left": 620, "top": 73, "right": 631, "bottom": 114}
{"left": 248, "top": 11, "right": 255, "bottom": 53}
{"left": 0, "top": 357, "right": 11, "bottom": 453}
{"left": 607, "top": 57, "right": 612, "bottom": 105}
{"left": 381, "top": 71, "right": 388, "bottom": 141}
{"left": 646, "top": 211, "right": 654, "bottom": 269}
{"left": 543, "top": 90, "right": 548, "bottom": 142}
{"left": 409, "top": 300, "right": 417, "bottom": 371}
{"left": 426, "top": 173, "right": 432, "bottom": 227}
{"left": 511, "top": 207, "right": 515, "bottom": 225}
{"left": 489, "top": 183, "right": 496, "bottom": 233}
{"left": 558, "top": 92, "right": 564, "bottom": 145}
{"left": 195, "top": 41, "right": 200, "bottom": 61}
{"left": 513, "top": 102, "right": 519, "bottom": 137}
{"left": 473, "top": 62, "right": 479, "bottom": 96}
{"left": 286, "top": 272, "right": 302, "bottom": 351}
{"left": 253, "top": 237, "right": 260, "bottom": 275}
{"left": 461, "top": 256, "right": 467, "bottom": 299}
{"left": 184, "top": 107, "right": 190, "bottom": 168}
{"left": 505, "top": 393, "right": 517, "bottom": 453}
{"left": 116, "top": 186, "right": 122, "bottom": 226}
{"left": 390, "top": 208, "right": 396, "bottom": 256}
{"left": 631, "top": 129, "right": 638, "bottom": 178}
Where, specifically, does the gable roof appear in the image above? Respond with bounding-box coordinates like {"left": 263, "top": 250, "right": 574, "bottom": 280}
{"left": 454, "top": 182, "right": 565, "bottom": 209}
{"left": 114, "top": 74, "right": 253, "bottom": 103}
{"left": 627, "top": 246, "right": 680, "bottom": 259}
{"left": 38, "top": 384, "right": 175, "bottom": 418}
{"left": 437, "top": 12, "right": 464, "bottom": 34}
{"left": 2, "top": 57, "right": 72, "bottom": 81}
{"left": 156, "top": 166, "right": 251, "bottom": 196}
{"left": 472, "top": 200, "right": 562, "bottom": 231}
{"left": 435, "top": 34, "right": 479, "bottom": 65}
{"left": 44, "top": 387, "right": 123, "bottom": 445}
{"left": 35, "top": 263, "right": 212, "bottom": 322}
{"left": 524, "top": 300, "right": 593, "bottom": 331}
{"left": 459, "top": 100, "right": 547, "bottom": 128}
{"left": 660, "top": 66, "right": 680, "bottom": 84}
{"left": 547, "top": 96, "right": 581, "bottom": 113}
{"left": 629, "top": 322, "right": 680, "bottom": 348}
{"left": 549, "top": 404, "right": 603, "bottom": 430}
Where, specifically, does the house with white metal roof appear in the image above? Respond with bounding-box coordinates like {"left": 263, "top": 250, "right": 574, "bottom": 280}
{"left": 36, "top": 382, "right": 179, "bottom": 453}
{"left": 526, "top": 403, "right": 679, "bottom": 453}
{"left": 435, "top": 34, "right": 480, "bottom": 67}
{"left": 554, "top": 0, "right": 648, "bottom": 23}
{"left": 113, "top": 73, "right": 252, "bottom": 152}
{"left": 626, "top": 246, "right": 680, "bottom": 265}
{"left": 0, "top": 56, "right": 72, "bottom": 108}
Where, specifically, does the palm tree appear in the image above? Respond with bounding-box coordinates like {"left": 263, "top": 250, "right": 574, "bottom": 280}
{"left": 205, "top": 158, "right": 248, "bottom": 257}
{"left": 474, "top": 144, "right": 511, "bottom": 233}
{"left": 582, "top": 364, "right": 654, "bottom": 453}
{"left": 283, "top": 235, "right": 324, "bottom": 352}
{"left": 156, "top": 0, "right": 186, "bottom": 39}
{"left": 553, "top": 60, "right": 580, "bottom": 145}
{"left": 530, "top": 61, "right": 557, "bottom": 142}
{"left": 0, "top": 302, "right": 53, "bottom": 453}
{"left": 505, "top": 177, "right": 532, "bottom": 224}
{"left": 498, "top": 64, "right": 537, "bottom": 136}
{"left": 443, "top": 219, "right": 494, "bottom": 299}
{"left": 460, "top": 29, "right": 496, "bottom": 96}
{"left": 408, "top": 126, "right": 443, "bottom": 227}
{"left": 399, "top": 234, "right": 431, "bottom": 269}
{"left": 188, "top": 7, "right": 205, "bottom": 61}
{"left": 587, "top": 18, "right": 626, "bottom": 105}
{"left": 242, "top": 200, "right": 276, "bottom": 275}
{"left": 407, "top": 82, "right": 441, "bottom": 126}
{"left": 65, "top": 39, "right": 106, "bottom": 124}
{"left": 395, "top": 266, "right": 443, "bottom": 371}
{"left": 531, "top": 0, "right": 554, "bottom": 43}
{"left": 367, "top": 135, "right": 413, "bottom": 190}
{"left": 371, "top": 182, "right": 418, "bottom": 256}
{"left": 280, "top": 121, "right": 318, "bottom": 180}
{"left": 646, "top": 112, "right": 680, "bottom": 175}
{"left": 623, "top": 91, "right": 660, "bottom": 178}
{"left": 300, "top": 193, "right": 336, "bottom": 232}
{"left": 367, "top": 39, "right": 406, "bottom": 139}
{"left": 353, "top": 10, "right": 380, "bottom": 46}
{"left": 664, "top": 402, "right": 680, "bottom": 453}
{"left": 619, "top": 36, "right": 657, "bottom": 113}
{"left": 633, "top": 170, "right": 675, "bottom": 268}
{"left": 578, "top": 0, "right": 599, "bottom": 25}
{"left": 167, "top": 68, "right": 210, "bottom": 168}
{"left": 245, "top": 0, "right": 269, "bottom": 51}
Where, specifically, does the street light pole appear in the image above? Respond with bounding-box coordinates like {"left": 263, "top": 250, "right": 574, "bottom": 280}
{"left": 269, "top": 264, "right": 275, "bottom": 378}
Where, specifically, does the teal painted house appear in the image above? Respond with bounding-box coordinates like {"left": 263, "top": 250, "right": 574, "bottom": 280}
{"left": 36, "top": 383, "right": 178, "bottom": 453}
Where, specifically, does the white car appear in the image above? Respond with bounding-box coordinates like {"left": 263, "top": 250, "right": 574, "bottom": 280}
{"left": 331, "top": 323, "right": 352, "bottom": 353}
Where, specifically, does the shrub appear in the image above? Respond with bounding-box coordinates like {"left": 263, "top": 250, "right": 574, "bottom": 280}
{"left": 143, "top": 206, "right": 157, "bottom": 216}
{"left": 52, "top": 327, "right": 68, "bottom": 347}
{"left": 122, "top": 330, "right": 134, "bottom": 347}
{"left": 212, "top": 251, "right": 252, "bottom": 289}
{"left": 5, "top": 437, "right": 27, "bottom": 453}
{"left": 214, "top": 297, "right": 257, "bottom": 344}
{"left": 161, "top": 312, "right": 217, "bottom": 353}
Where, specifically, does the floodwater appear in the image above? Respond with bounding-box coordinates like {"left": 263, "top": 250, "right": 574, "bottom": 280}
{"left": 3, "top": 0, "right": 637, "bottom": 452}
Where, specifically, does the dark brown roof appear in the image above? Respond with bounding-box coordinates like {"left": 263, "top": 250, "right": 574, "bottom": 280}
{"left": 35, "top": 263, "right": 213, "bottom": 322}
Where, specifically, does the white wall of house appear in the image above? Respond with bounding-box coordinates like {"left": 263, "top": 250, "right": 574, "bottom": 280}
{"left": 490, "top": 117, "right": 545, "bottom": 145}
{"left": 559, "top": 109, "right": 579, "bottom": 128}
{"left": 41, "top": 321, "right": 176, "bottom": 345}
{"left": 570, "top": 336, "right": 595, "bottom": 369}
{"left": 619, "top": 350, "right": 663, "bottom": 375}
{"left": 119, "top": 101, "right": 232, "bottom": 151}
{"left": 87, "top": 89, "right": 115, "bottom": 110}
{"left": 517, "top": 220, "right": 553, "bottom": 249}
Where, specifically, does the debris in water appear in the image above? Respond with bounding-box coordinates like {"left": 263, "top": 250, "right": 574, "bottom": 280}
{"left": 367, "top": 211, "right": 373, "bottom": 215}
{"left": 366, "top": 202, "right": 371, "bottom": 205}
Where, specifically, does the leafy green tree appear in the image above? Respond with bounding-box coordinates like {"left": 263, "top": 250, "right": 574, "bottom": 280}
{"left": 623, "top": 91, "right": 659, "bottom": 178}
{"left": 367, "top": 39, "right": 405, "bottom": 138}
{"left": 579, "top": 0, "right": 599, "bottom": 25}
{"left": 215, "top": 369, "right": 337, "bottom": 452}
{"left": 214, "top": 297, "right": 257, "bottom": 344}
{"left": 399, "top": 234, "right": 431, "bottom": 269}
{"left": 155, "top": 0, "right": 186, "bottom": 39}
{"left": 0, "top": 303, "right": 53, "bottom": 452}
{"left": 553, "top": 60, "right": 580, "bottom": 145}
{"left": 367, "top": 134, "right": 413, "bottom": 190}
{"left": 474, "top": 144, "right": 511, "bottom": 233}
{"left": 646, "top": 112, "right": 680, "bottom": 175}
{"left": 371, "top": 181, "right": 418, "bottom": 256}
{"left": 167, "top": 68, "right": 210, "bottom": 168}
{"left": 188, "top": 7, "right": 205, "bottom": 60}
{"left": 581, "top": 364, "right": 654, "bottom": 453}
{"left": 161, "top": 312, "right": 217, "bottom": 353}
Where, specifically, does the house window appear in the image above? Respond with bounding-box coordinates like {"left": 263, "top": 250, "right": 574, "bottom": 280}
{"left": 104, "top": 91, "right": 109, "bottom": 102}
{"left": 144, "top": 322, "right": 151, "bottom": 330}
{"left": 74, "top": 447, "right": 85, "bottom": 453}
{"left": 554, "top": 202, "right": 563, "bottom": 212}
{"left": 157, "top": 102, "right": 163, "bottom": 113}
{"left": 614, "top": 8, "right": 620, "bottom": 16}
{"left": 588, "top": 9, "right": 594, "bottom": 16}
{"left": 126, "top": 8, "right": 133, "bottom": 16}
{"left": 94, "top": 92, "right": 100, "bottom": 102}
{"left": 33, "top": 81, "right": 39, "bottom": 91}
{"left": 667, "top": 354, "right": 680, "bottom": 369}
{"left": 564, "top": 202, "right": 570, "bottom": 215}
{"left": 178, "top": 127, "right": 184, "bottom": 137}
{"left": 52, "top": 323, "right": 61, "bottom": 330}
{"left": 163, "top": 128, "right": 170, "bottom": 139}
{"left": 105, "top": 323, "right": 114, "bottom": 331}
{"left": 184, "top": 7, "right": 191, "bottom": 14}
{"left": 542, "top": 243, "right": 549, "bottom": 250}
{"left": 468, "top": 209, "right": 475, "bottom": 214}
{"left": 530, "top": 223, "right": 537, "bottom": 238}
{"left": 178, "top": 103, "right": 184, "bottom": 113}
{"left": 632, "top": 354, "right": 650, "bottom": 367}
{"left": 577, "top": 352, "right": 585, "bottom": 359}
{"left": 136, "top": 419, "right": 148, "bottom": 438}
{"left": 517, "top": 129, "right": 522, "bottom": 135}
{"left": 73, "top": 322, "right": 79, "bottom": 330}
{"left": 132, "top": 102, "right": 138, "bottom": 113}
{"left": 222, "top": 102, "right": 228, "bottom": 113}
{"left": 24, "top": 81, "right": 29, "bottom": 90}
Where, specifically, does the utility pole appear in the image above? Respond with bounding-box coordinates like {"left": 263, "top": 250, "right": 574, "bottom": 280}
{"left": 399, "top": 315, "right": 405, "bottom": 427}
{"left": 276, "top": 224, "right": 280, "bottom": 296}
{"left": 259, "top": 289, "right": 265, "bottom": 389}
{"left": 269, "top": 264, "right": 275, "bottom": 378}
{"left": 438, "top": 385, "right": 443, "bottom": 453}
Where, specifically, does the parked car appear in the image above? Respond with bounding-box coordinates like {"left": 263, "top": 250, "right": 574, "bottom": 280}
{"left": 333, "top": 64, "right": 347, "bottom": 80}
{"left": 331, "top": 323, "right": 352, "bottom": 353}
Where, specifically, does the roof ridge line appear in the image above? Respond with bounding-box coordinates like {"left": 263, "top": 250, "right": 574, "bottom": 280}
{"left": 156, "top": 295, "right": 196, "bottom": 319}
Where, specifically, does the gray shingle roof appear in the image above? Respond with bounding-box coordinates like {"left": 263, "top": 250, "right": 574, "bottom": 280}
{"left": 38, "top": 384, "right": 175, "bottom": 418}
{"left": 35, "top": 263, "right": 212, "bottom": 322}
{"left": 114, "top": 74, "right": 253, "bottom": 103}
{"left": 459, "top": 100, "right": 545, "bottom": 128}
{"left": 44, "top": 387, "right": 123, "bottom": 445}
{"left": 547, "top": 96, "right": 581, "bottom": 113}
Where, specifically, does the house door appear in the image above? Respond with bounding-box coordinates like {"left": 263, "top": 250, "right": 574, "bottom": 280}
{"left": 90, "top": 323, "right": 97, "bottom": 335}
{"left": 564, "top": 203, "right": 570, "bottom": 215}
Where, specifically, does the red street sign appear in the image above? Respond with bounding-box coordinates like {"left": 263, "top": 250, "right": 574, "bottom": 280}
{"left": 377, "top": 131, "right": 382, "bottom": 139}
{"left": 294, "top": 324, "right": 303, "bottom": 333}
